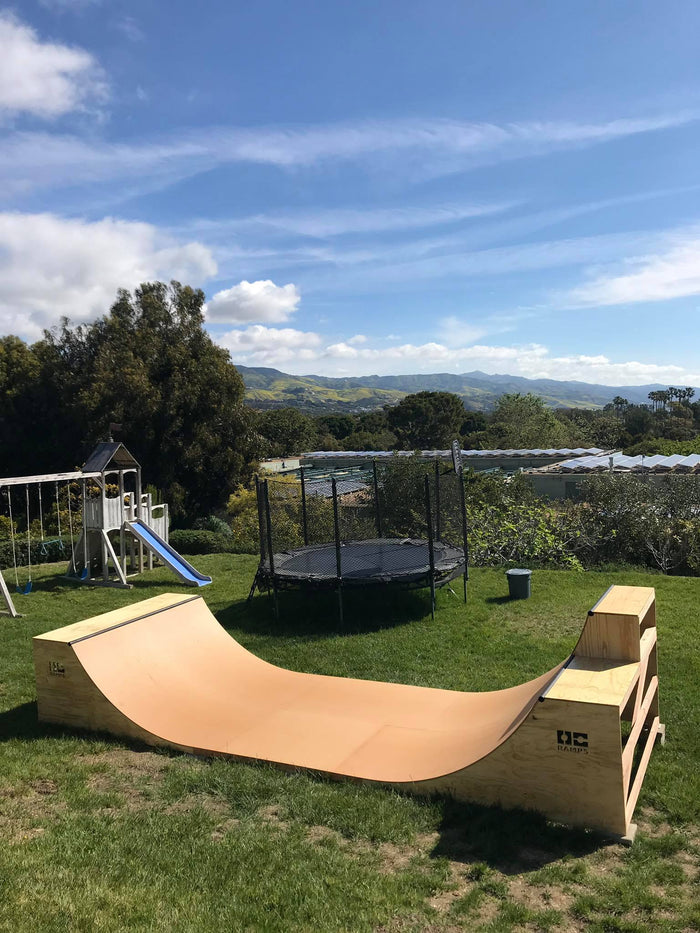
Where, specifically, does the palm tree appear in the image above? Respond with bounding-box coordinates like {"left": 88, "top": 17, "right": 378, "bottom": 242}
{"left": 612, "top": 396, "right": 629, "bottom": 419}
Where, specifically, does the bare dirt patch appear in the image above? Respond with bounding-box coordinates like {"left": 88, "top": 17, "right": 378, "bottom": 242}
{"left": 80, "top": 747, "right": 170, "bottom": 810}
{"left": 30, "top": 779, "right": 58, "bottom": 795}
{"left": 257, "top": 803, "right": 290, "bottom": 830}
{"left": 80, "top": 747, "right": 168, "bottom": 779}
{"left": 164, "top": 793, "right": 230, "bottom": 820}
{"left": 0, "top": 785, "right": 68, "bottom": 844}
{"left": 211, "top": 817, "right": 241, "bottom": 841}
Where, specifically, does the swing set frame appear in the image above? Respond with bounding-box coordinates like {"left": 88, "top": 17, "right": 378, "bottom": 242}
{"left": 0, "top": 469, "right": 102, "bottom": 618}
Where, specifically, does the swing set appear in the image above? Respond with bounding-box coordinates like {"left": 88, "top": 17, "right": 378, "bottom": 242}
{"left": 1, "top": 441, "right": 205, "bottom": 619}
{"left": 0, "top": 470, "right": 95, "bottom": 618}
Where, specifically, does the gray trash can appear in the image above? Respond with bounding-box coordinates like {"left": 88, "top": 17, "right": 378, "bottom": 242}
{"left": 506, "top": 568, "right": 532, "bottom": 599}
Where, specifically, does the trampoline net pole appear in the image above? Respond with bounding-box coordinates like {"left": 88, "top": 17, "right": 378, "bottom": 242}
{"left": 331, "top": 477, "right": 343, "bottom": 625}
{"left": 247, "top": 475, "right": 265, "bottom": 602}
{"left": 254, "top": 475, "right": 265, "bottom": 563}
{"left": 424, "top": 475, "right": 436, "bottom": 620}
{"left": 263, "top": 480, "right": 279, "bottom": 620}
{"left": 459, "top": 466, "right": 469, "bottom": 603}
{"left": 434, "top": 459, "right": 441, "bottom": 542}
{"left": 372, "top": 460, "right": 383, "bottom": 538}
{"left": 300, "top": 467, "right": 309, "bottom": 546}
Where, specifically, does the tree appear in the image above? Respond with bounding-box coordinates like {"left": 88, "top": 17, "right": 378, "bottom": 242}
{"left": 485, "top": 393, "right": 570, "bottom": 449}
{"left": 386, "top": 391, "right": 466, "bottom": 449}
{"left": 460, "top": 409, "right": 487, "bottom": 446}
{"left": 257, "top": 408, "right": 318, "bottom": 457}
{"left": 0, "top": 336, "right": 43, "bottom": 473}
{"left": 624, "top": 404, "right": 654, "bottom": 439}
{"left": 315, "top": 414, "right": 355, "bottom": 441}
{"left": 34, "top": 281, "right": 256, "bottom": 518}
{"left": 340, "top": 428, "right": 397, "bottom": 451}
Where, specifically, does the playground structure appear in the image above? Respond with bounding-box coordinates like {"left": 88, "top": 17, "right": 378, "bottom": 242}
{"left": 34, "top": 583, "right": 663, "bottom": 841}
{"left": 251, "top": 455, "right": 468, "bottom": 621}
{"left": 1, "top": 442, "right": 210, "bottom": 617}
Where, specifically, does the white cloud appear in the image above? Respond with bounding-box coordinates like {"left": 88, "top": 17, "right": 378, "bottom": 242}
{"left": 207, "top": 280, "right": 300, "bottom": 324}
{"left": 218, "top": 325, "right": 322, "bottom": 366}
{"left": 215, "top": 326, "right": 700, "bottom": 385}
{"left": 0, "top": 12, "right": 106, "bottom": 119}
{"left": 566, "top": 232, "right": 700, "bottom": 307}
{"left": 0, "top": 212, "right": 216, "bottom": 340}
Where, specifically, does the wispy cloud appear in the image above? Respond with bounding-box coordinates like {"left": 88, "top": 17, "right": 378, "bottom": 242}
{"left": 204, "top": 113, "right": 698, "bottom": 168}
{"left": 565, "top": 228, "right": 700, "bottom": 307}
{"left": 39, "top": 0, "right": 101, "bottom": 10}
{"left": 182, "top": 201, "right": 519, "bottom": 240}
{"left": 2, "top": 111, "right": 696, "bottom": 202}
{"left": 208, "top": 227, "right": 664, "bottom": 297}
{"left": 114, "top": 17, "right": 145, "bottom": 43}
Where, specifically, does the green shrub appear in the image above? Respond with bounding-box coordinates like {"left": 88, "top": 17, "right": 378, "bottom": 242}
{"left": 465, "top": 502, "right": 582, "bottom": 570}
{"left": 227, "top": 485, "right": 262, "bottom": 554}
{"left": 193, "top": 515, "right": 233, "bottom": 536}
{"left": 168, "top": 529, "right": 235, "bottom": 555}
{"left": 573, "top": 474, "right": 700, "bottom": 573}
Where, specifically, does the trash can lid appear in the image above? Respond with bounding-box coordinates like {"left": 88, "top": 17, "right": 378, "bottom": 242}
{"left": 505, "top": 568, "right": 532, "bottom": 576}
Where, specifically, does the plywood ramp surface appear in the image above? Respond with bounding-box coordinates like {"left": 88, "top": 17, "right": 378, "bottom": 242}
{"left": 37, "top": 595, "right": 562, "bottom": 784}
{"left": 35, "top": 586, "right": 663, "bottom": 838}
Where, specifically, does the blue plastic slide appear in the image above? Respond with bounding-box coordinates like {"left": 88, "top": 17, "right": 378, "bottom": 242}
{"left": 127, "top": 519, "right": 212, "bottom": 587}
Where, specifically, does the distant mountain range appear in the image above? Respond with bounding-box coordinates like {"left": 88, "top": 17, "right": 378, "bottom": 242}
{"left": 236, "top": 365, "right": 696, "bottom": 413}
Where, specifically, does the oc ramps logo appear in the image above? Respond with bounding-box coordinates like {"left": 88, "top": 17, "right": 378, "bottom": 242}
{"left": 557, "top": 729, "right": 589, "bottom": 754}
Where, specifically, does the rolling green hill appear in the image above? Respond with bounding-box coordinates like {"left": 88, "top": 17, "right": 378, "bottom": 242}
{"left": 236, "top": 365, "right": 692, "bottom": 413}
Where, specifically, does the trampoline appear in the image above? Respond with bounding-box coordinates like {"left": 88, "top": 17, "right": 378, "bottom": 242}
{"left": 251, "top": 457, "right": 469, "bottom": 622}
{"left": 257, "top": 538, "right": 466, "bottom": 590}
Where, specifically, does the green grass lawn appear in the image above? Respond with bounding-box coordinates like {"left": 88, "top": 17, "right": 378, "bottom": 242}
{"left": 1, "top": 557, "right": 699, "bottom": 932}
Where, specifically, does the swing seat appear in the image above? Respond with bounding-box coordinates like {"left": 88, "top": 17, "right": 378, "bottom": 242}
{"left": 16, "top": 581, "right": 32, "bottom": 595}
{"left": 67, "top": 567, "right": 89, "bottom": 581}
{"left": 40, "top": 539, "right": 66, "bottom": 557}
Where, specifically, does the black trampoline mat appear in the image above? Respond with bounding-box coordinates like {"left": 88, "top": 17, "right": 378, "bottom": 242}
{"left": 269, "top": 538, "right": 464, "bottom": 583}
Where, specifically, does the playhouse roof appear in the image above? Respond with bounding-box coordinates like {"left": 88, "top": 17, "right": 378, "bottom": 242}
{"left": 82, "top": 442, "right": 140, "bottom": 474}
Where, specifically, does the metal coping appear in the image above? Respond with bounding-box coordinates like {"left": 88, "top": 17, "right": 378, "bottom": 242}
{"left": 588, "top": 585, "right": 616, "bottom": 615}
{"left": 68, "top": 595, "right": 202, "bottom": 645}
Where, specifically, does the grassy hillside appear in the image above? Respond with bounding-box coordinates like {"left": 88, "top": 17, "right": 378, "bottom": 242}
{"left": 241, "top": 368, "right": 406, "bottom": 412}
{"left": 236, "top": 365, "right": 686, "bottom": 413}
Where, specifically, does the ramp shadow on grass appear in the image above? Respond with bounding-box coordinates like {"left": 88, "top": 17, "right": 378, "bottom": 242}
{"left": 430, "top": 796, "right": 602, "bottom": 873}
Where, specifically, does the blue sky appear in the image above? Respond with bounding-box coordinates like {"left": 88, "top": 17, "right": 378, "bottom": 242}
{"left": 3, "top": 1, "right": 700, "bottom": 385}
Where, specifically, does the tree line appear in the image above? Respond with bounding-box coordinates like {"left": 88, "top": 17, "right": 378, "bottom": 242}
{"left": 253, "top": 386, "right": 700, "bottom": 458}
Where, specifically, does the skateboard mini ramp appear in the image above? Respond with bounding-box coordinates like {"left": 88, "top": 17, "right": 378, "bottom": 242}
{"left": 126, "top": 520, "right": 212, "bottom": 587}
{"left": 34, "top": 585, "right": 663, "bottom": 840}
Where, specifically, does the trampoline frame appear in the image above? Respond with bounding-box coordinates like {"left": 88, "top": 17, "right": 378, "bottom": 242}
{"left": 251, "top": 457, "right": 470, "bottom": 623}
